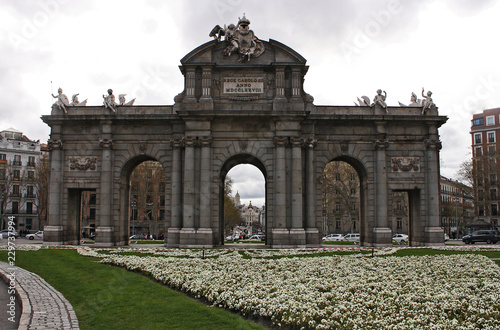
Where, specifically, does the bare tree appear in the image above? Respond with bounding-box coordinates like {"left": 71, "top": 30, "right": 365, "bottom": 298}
{"left": 33, "top": 155, "right": 49, "bottom": 229}
{"left": 224, "top": 176, "right": 242, "bottom": 234}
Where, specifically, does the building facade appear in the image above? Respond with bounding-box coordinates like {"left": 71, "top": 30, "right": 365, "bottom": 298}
{"left": 42, "top": 18, "right": 447, "bottom": 247}
{"left": 0, "top": 128, "right": 43, "bottom": 232}
{"left": 471, "top": 108, "right": 500, "bottom": 228}
{"left": 440, "top": 175, "right": 474, "bottom": 238}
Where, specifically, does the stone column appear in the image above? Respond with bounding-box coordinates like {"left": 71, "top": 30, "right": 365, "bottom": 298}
{"left": 198, "top": 136, "right": 213, "bottom": 245}
{"left": 180, "top": 136, "right": 196, "bottom": 244}
{"left": 96, "top": 126, "right": 114, "bottom": 247}
{"left": 290, "top": 137, "right": 305, "bottom": 244}
{"left": 373, "top": 122, "right": 391, "bottom": 246}
{"left": 305, "top": 139, "right": 319, "bottom": 245}
{"left": 425, "top": 124, "right": 443, "bottom": 245}
{"left": 184, "top": 68, "right": 196, "bottom": 102}
{"left": 167, "top": 139, "right": 182, "bottom": 247}
{"left": 44, "top": 137, "right": 64, "bottom": 245}
{"left": 200, "top": 68, "right": 212, "bottom": 101}
{"left": 272, "top": 136, "right": 288, "bottom": 246}
{"left": 291, "top": 69, "right": 301, "bottom": 99}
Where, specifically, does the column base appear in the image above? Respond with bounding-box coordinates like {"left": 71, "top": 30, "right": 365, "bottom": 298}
{"left": 165, "top": 228, "right": 181, "bottom": 248}
{"left": 305, "top": 228, "right": 321, "bottom": 247}
{"left": 43, "top": 226, "right": 64, "bottom": 245}
{"left": 424, "top": 226, "right": 445, "bottom": 246}
{"left": 95, "top": 227, "right": 114, "bottom": 247}
{"left": 372, "top": 227, "right": 392, "bottom": 247}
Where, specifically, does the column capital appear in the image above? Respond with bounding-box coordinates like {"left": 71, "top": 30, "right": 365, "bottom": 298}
{"left": 183, "top": 136, "right": 196, "bottom": 147}
{"left": 374, "top": 139, "right": 389, "bottom": 150}
{"left": 425, "top": 139, "right": 442, "bottom": 150}
{"left": 274, "top": 136, "right": 289, "bottom": 147}
{"left": 291, "top": 137, "right": 305, "bottom": 148}
{"left": 170, "top": 139, "right": 184, "bottom": 149}
{"left": 48, "top": 139, "right": 63, "bottom": 150}
{"left": 99, "top": 139, "right": 113, "bottom": 149}
{"left": 200, "top": 136, "right": 213, "bottom": 147}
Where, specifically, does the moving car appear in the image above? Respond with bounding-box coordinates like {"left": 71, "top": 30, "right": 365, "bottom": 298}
{"left": 26, "top": 231, "right": 44, "bottom": 240}
{"left": 344, "top": 233, "right": 360, "bottom": 241}
{"left": 248, "top": 235, "right": 264, "bottom": 241}
{"left": 322, "top": 234, "right": 346, "bottom": 241}
{"left": 462, "top": 230, "right": 499, "bottom": 244}
{"left": 392, "top": 234, "right": 409, "bottom": 243}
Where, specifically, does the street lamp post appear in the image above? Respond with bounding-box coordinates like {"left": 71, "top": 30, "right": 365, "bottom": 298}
{"left": 131, "top": 199, "right": 137, "bottom": 235}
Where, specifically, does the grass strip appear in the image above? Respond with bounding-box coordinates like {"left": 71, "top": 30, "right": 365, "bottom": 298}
{"left": 0, "top": 249, "right": 264, "bottom": 330}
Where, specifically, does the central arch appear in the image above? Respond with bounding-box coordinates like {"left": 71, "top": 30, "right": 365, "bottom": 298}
{"left": 219, "top": 154, "right": 268, "bottom": 245}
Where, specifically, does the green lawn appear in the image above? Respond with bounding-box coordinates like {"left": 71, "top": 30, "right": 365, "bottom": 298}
{"left": 0, "top": 249, "right": 264, "bottom": 330}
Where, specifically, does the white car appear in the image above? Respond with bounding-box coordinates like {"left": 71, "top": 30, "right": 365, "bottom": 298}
{"left": 0, "top": 230, "right": 18, "bottom": 238}
{"left": 392, "top": 233, "right": 408, "bottom": 243}
{"left": 26, "top": 231, "right": 44, "bottom": 240}
{"left": 344, "top": 233, "right": 360, "bottom": 241}
{"left": 322, "top": 234, "right": 346, "bottom": 241}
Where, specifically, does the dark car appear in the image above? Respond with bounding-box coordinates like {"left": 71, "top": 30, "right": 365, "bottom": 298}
{"left": 462, "top": 230, "right": 499, "bottom": 244}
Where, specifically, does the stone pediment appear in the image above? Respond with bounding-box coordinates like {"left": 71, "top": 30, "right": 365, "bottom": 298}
{"left": 180, "top": 39, "right": 307, "bottom": 66}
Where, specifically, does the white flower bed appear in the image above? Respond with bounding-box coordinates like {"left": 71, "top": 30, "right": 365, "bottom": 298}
{"left": 100, "top": 252, "right": 500, "bottom": 329}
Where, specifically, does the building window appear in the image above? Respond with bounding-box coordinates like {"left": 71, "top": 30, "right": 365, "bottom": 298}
{"left": 12, "top": 201, "right": 18, "bottom": 214}
{"left": 12, "top": 185, "right": 20, "bottom": 197}
{"left": 486, "top": 116, "right": 495, "bottom": 126}
{"left": 472, "top": 117, "right": 484, "bottom": 126}
{"left": 397, "top": 218, "right": 403, "bottom": 229}
{"left": 350, "top": 188, "right": 356, "bottom": 195}
{"left": 0, "top": 168, "right": 5, "bottom": 180}
{"left": 491, "top": 188, "right": 497, "bottom": 200}
{"left": 335, "top": 203, "right": 340, "bottom": 212}
{"left": 26, "top": 186, "right": 34, "bottom": 198}
{"left": 474, "top": 133, "right": 482, "bottom": 144}
{"left": 475, "top": 147, "right": 482, "bottom": 157}
{"left": 27, "top": 171, "right": 35, "bottom": 181}
{"left": 492, "top": 204, "right": 498, "bottom": 216}
{"left": 490, "top": 174, "right": 497, "bottom": 186}
{"left": 26, "top": 202, "right": 33, "bottom": 214}
{"left": 27, "top": 156, "right": 36, "bottom": 167}
{"left": 488, "top": 131, "right": 496, "bottom": 143}
{"left": 90, "top": 208, "right": 96, "bottom": 219}
{"left": 352, "top": 219, "right": 356, "bottom": 230}
{"left": 335, "top": 218, "right": 341, "bottom": 230}
{"left": 13, "top": 170, "right": 20, "bottom": 181}
{"left": 488, "top": 145, "right": 496, "bottom": 155}
{"left": 25, "top": 218, "right": 32, "bottom": 230}
{"left": 13, "top": 155, "right": 21, "bottom": 166}
{"left": 397, "top": 201, "right": 402, "bottom": 211}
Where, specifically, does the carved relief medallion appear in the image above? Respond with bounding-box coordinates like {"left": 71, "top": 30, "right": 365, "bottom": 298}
{"left": 391, "top": 157, "right": 420, "bottom": 172}
{"left": 69, "top": 156, "right": 97, "bottom": 171}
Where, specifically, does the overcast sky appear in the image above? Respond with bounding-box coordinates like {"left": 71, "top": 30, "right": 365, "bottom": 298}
{"left": 2, "top": 0, "right": 499, "bottom": 208}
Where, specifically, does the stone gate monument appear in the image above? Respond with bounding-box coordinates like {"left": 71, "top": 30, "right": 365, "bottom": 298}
{"left": 42, "top": 16, "right": 447, "bottom": 247}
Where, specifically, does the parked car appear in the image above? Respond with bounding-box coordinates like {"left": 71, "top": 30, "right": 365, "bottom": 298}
{"left": 248, "top": 235, "right": 264, "bottom": 241}
{"left": 344, "top": 233, "right": 360, "bottom": 241}
{"left": 322, "top": 234, "right": 346, "bottom": 241}
{"left": 0, "top": 230, "right": 18, "bottom": 238}
{"left": 392, "top": 234, "right": 409, "bottom": 243}
{"left": 129, "top": 234, "right": 145, "bottom": 240}
{"left": 462, "top": 230, "right": 499, "bottom": 244}
{"left": 26, "top": 231, "right": 44, "bottom": 240}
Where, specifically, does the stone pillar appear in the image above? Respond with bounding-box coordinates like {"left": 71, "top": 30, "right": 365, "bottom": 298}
{"left": 184, "top": 68, "right": 196, "bottom": 102}
{"left": 305, "top": 139, "right": 319, "bottom": 245}
{"left": 167, "top": 139, "right": 182, "bottom": 247}
{"left": 197, "top": 136, "right": 213, "bottom": 245}
{"left": 425, "top": 124, "right": 444, "bottom": 245}
{"left": 272, "top": 136, "right": 288, "bottom": 246}
{"left": 96, "top": 123, "right": 114, "bottom": 246}
{"left": 290, "top": 137, "right": 305, "bottom": 244}
{"left": 275, "top": 68, "right": 286, "bottom": 99}
{"left": 200, "top": 68, "right": 212, "bottom": 101}
{"left": 373, "top": 122, "right": 391, "bottom": 246}
{"left": 291, "top": 69, "right": 301, "bottom": 99}
{"left": 44, "top": 137, "right": 64, "bottom": 245}
{"left": 180, "top": 136, "right": 196, "bottom": 244}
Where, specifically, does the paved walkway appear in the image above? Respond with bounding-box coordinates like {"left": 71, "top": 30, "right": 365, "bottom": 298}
{"left": 0, "top": 262, "right": 79, "bottom": 330}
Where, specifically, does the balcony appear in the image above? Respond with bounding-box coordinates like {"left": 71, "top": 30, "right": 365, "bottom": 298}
{"left": 24, "top": 193, "right": 36, "bottom": 199}
{"left": 12, "top": 161, "right": 22, "bottom": 166}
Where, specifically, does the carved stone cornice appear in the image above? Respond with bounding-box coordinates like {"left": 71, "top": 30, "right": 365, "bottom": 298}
{"left": 374, "top": 139, "right": 389, "bottom": 150}
{"left": 425, "top": 139, "right": 442, "bottom": 150}
{"left": 391, "top": 157, "right": 420, "bottom": 172}
{"left": 99, "top": 139, "right": 113, "bottom": 149}
{"left": 69, "top": 156, "right": 97, "bottom": 171}
{"left": 48, "top": 139, "right": 63, "bottom": 150}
